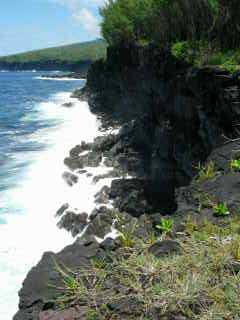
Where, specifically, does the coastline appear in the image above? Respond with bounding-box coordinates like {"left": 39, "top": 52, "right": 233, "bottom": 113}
{"left": 14, "top": 46, "right": 240, "bottom": 320}
{"left": 0, "top": 84, "right": 103, "bottom": 319}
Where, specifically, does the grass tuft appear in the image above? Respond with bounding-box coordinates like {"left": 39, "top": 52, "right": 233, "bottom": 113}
{"left": 53, "top": 216, "right": 240, "bottom": 319}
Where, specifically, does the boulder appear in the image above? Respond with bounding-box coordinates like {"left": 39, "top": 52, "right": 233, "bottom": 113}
{"left": 85, "top": 207, "right": 113, "bottom": 239}
{"left": 55, "top": 203, "right": 69, "bottom": 217}
{"left": 62, "top": 102, "right": 73, "bottom": 108}
{"left": 100, "top": 237, "right": 120, "bottom": 251}
{"left": 57, "top": 211, "right": 88, "bottom": 237}
{"left": 69, "top": 142, "right": 92, "bottom": 158}
{"left": 62, "top": 172, "right": 78, "bottom": 186}
{"left": 94, "top": 185, "right": 110, "bottom": 204}
{"left": 14, "top": 241, "right": 103, "bottom": 320}
{"left": 148, "top": 240, "right": 181, "bottom": 257}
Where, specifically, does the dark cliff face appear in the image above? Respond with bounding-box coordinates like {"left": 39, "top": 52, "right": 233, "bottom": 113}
{"left": 85, "top": 45, "right": 240, "bottom": 213}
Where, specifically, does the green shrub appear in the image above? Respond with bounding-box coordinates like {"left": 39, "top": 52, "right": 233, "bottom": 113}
{"left": 156, "top": 218, "right": 174, "bottom": 234}
{"left": 213, "top": 202, "right": 230, "bottom": 217}
{"left": 231, "top": 159, "right": 240, "bottom": 171}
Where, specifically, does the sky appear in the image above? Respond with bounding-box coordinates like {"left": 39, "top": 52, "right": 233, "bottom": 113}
{"left": 0, "top": 0, "right": 105, "bottom": 56}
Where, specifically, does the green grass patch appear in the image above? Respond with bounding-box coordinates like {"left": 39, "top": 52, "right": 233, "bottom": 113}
{"left": 54, "top": 216, "right": 240, "bottom": 319}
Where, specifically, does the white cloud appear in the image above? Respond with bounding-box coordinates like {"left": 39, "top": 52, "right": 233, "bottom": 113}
{"left": 73, "top": 8, "right": 100, "bottom": 37}
{"left": 50, "top": 0, "right": 105, "bottom": 37}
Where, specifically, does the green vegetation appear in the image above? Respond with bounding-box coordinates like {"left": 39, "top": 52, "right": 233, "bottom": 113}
{"left": 119, "top": 220, "right": 138, "bottom": 248}
{"left": 171, "top": 41, "right": 240, "bottom": 73}
{"left": 195, "top": 161, "right": 218, "bottom": 183}
{"left": 0, "top": 39, "right": 107, "bottom": 65}
{"left": 55, "top": 217, "right": 240, "bottom": 319}
{"left": 231, "top": 158, "right": 240, "bottom": 171}
{"left": 213, "top": 202, "right": 230, "bottom": 217}
{"left": 100, "top": 0, "right": 240, "bottom": 71}
{"left": 156, "top": 217, "right": 174, "bottom": 234}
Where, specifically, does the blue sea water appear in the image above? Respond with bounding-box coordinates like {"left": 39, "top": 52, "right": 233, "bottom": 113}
{"left": 0, "top": 71, "right": 84, "bottom": 223}
{"left": 0, "top": 70, "right": 109, "bottom": 319}
{"left": 0, "top": 71, "right": 92, "bottom": 319}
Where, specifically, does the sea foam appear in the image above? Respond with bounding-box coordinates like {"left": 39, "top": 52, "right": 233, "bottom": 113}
{"left": 0, "top": 91, "right": 111, "bottom": 319}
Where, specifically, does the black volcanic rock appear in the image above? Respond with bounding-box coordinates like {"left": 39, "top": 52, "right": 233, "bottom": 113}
{"left": 85, "top": 45, "right": 240, "bottom": 213}
{"left": 55, "top": 203, "right": 69, "bottom": 217}
{"left": 57, "top": 211, "right": 88, "bottom": 237}
{"left": 148, "top": 240, "right": 181, "bottom": 257}
{"left": 62, "top": 172, "right": 78, "bottom": 186}
{"left": 69, "top": 142, "right": 92, "bottom": 157}
{"left": 109, "top": 179, "right": 152, "bottom": 217}
{"left": 13, "top": 241, "right": 103, "bottom": 320}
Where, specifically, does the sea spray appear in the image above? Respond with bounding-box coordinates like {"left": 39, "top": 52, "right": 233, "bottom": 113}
{"left": 0, "top": 90, "right": 114, "bottom": 319}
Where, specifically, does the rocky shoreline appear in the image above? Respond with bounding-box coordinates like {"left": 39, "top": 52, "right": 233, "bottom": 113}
{"left": 14, "top": 45, "right": 240, "bottom": 320}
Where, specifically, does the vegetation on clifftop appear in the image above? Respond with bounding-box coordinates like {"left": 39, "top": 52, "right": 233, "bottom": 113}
{"left": 100, "top": 0, "right": 240, "bottom": 71}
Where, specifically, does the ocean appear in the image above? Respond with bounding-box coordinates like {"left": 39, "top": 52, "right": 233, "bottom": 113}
{"left": 0, "top": 71, "right": 102, "bottom": 319}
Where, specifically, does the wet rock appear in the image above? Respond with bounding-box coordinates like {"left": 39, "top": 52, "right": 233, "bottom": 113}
{"left": 94, "top": 186, "right": 110, "bottom": 204}
{"left": 86, "top": 207, "right": 114, "bottom": 239}
{"left": 148, "top": 240, "right": 181, "bottom": 257}
{"left": 62, "top": 172, "right": 78, "bottom": 186}
{"left": 69, "top": 142, "right": 92, "bottom": 158}
{"left": 77, "top": 169, "right": 87, "bottom": 174}
{"left": 64, "top": 156, "right": 82, "bottom": 171}
{"left": 85, "top": 151, "right": 102, "bottom": 167}
{"left": 55, "top": 203, "right": 69, "bottom": 217}
{"left": 64, "top": 151, "right": 102, "bottom": 171}
{"left": 93, "top": 169, "right": 122, "bottom": 183}
{"left": 57, "top": 211, "right": 88, "bottom": 237}
{"left": 87, "top": 173, "right": 93, "bottom": 177}
{"left": 92, "top": 134, "right": 117, "bottom": 152}
{"left": 62, "top": 102, "right": 73, "bottom": 108}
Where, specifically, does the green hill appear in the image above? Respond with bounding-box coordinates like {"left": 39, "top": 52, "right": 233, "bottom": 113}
{"left": 0, "top": 39, "right": 107, "bottom": 71}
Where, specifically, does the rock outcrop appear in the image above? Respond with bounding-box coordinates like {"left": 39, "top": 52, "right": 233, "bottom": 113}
{"left": 78, "top": 45, "right": 240, "bottom": 213}
{"left": 14, "top": 45, "right": 240, "bottom": 319}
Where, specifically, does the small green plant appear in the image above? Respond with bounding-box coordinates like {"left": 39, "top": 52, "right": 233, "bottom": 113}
{"left": 86, "top": 310, "right": 99, "bottom": 320}
{"left": 156, "top": 218, "right": 174, "bottom": 234}
{"left": 196, "top": 161, "right": 217, "bottom": 182}
{"left": 230, "top": 159, "right": 240, "bottom": 171}
{"left": 171, "top": 41, "right": 190, "bottom": 60}
{"left": 119, "top": 232, "right": 135, "bottom": 248}
{"left": 213, "top": 202, "right": 230, "bottom": 217}
{"left": 119, "top": 220, "right": 138, "bottom": 248}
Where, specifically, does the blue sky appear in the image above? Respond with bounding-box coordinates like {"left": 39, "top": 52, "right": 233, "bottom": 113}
{"left": 0, "top": 0, "right": 105, "bottom": 56}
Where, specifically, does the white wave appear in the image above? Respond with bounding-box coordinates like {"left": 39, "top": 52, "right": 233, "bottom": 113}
{"left": 0, "top": 91, "right": 111, "bottom": 319}
{"left": 35, "top": 76, "right": 85, "bottom": 81}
